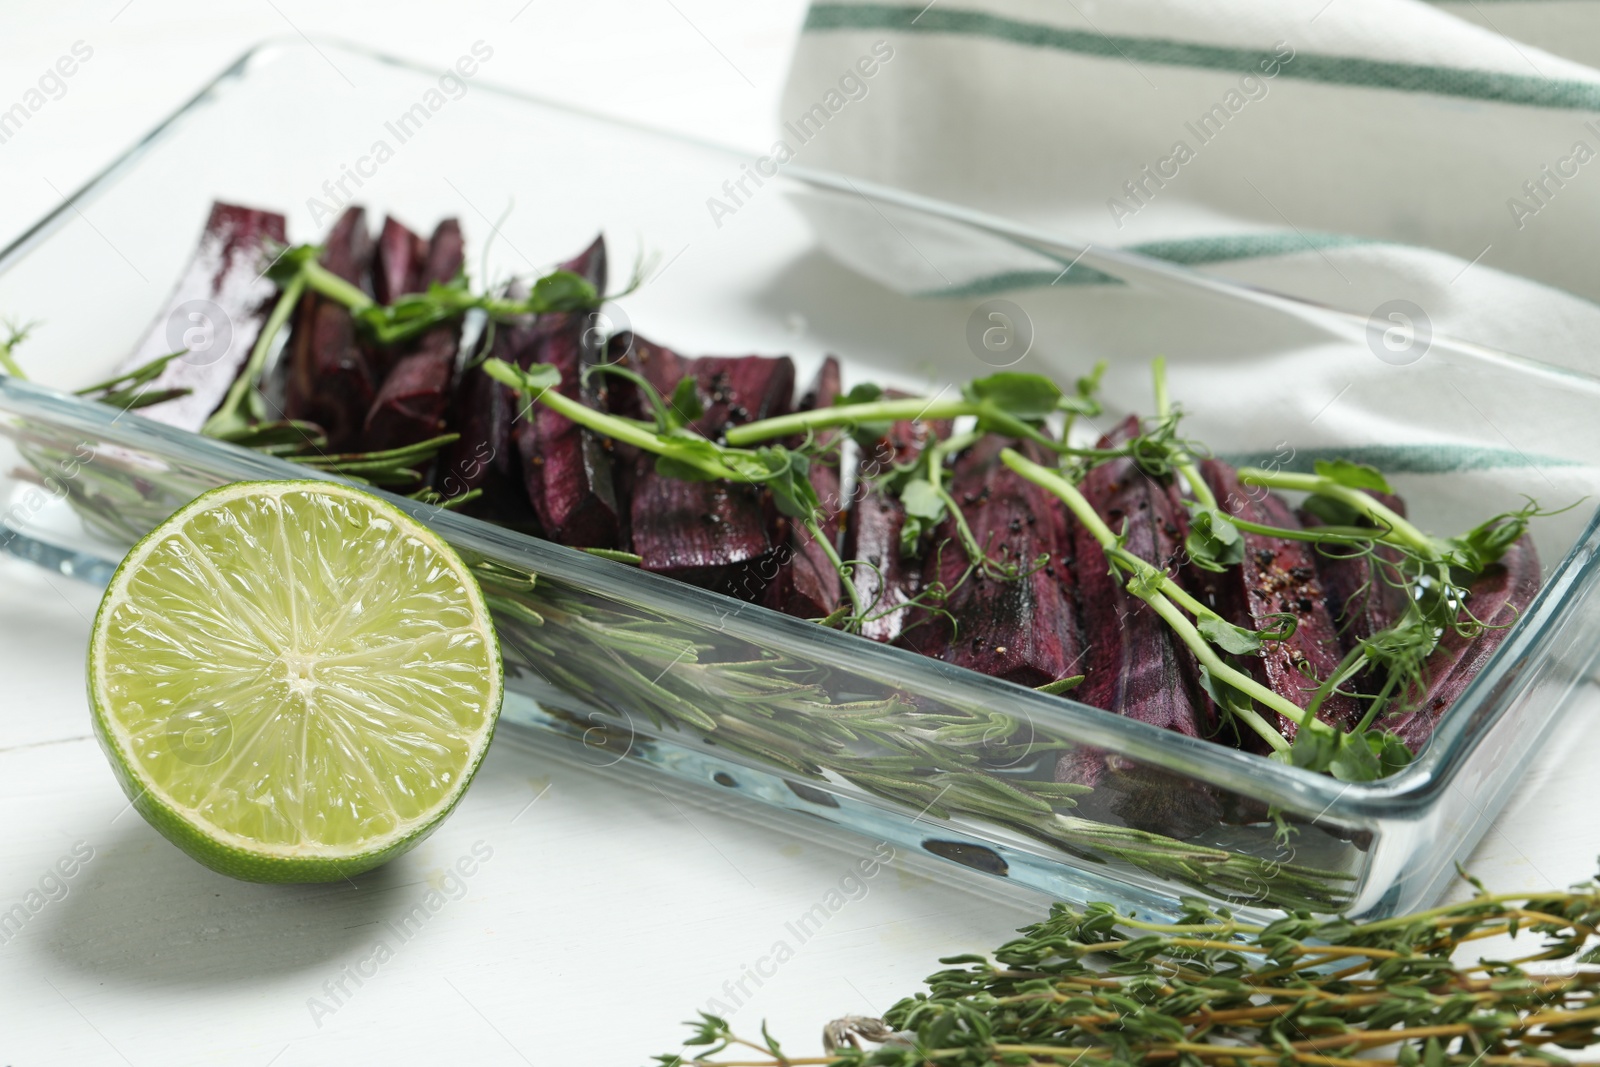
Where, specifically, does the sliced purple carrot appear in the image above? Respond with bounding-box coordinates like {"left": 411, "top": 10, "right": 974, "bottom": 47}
{"left": 1201, "top": 459, "right": 1361, "bottom": 735}
{"left": 434, "top": 281, "right": 542, "bottom": 527}
{"left": 285, "top": 206, "right": 375, "bottom": 450}
{"left": 372, "top": 216, "right": 428, "bottom": 306}
{"left": 118, "top": 202, "right": 287, "bottom": 432}
{"left": 613, "top": 335, "right": 794, "bottom": 596}
{"left": 1382, "top": 534, "right": 1540, "bottom": 752}
{"left": 366, "top": 216, "right": 429, "bottom": 381}
{"left": 514, "top": 236, "right": 622, "bottom": 548}
{"left": 903, "top": 437, "right": 1082, "bottom": 689}
{"left": 1300, "top": 492, "right": 1412, "bottom": 673}
{"left": 763, "top": 357, "right": 844, "bottom": 620}
{"left": 844, "top": 395, "right": 952, "bottom": 643}
{"left": 362, "top": 219, "right": 464, "bottom": 453}
{"left": 1052, "top": 417, "right": 1220, "bottom": 838}
{"left": 1069, "top": 416, "right": 1211, "bottom": 736}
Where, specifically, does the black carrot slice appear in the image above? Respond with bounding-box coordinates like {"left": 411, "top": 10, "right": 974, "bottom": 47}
{"left": 1053, "top": 417, "right": 1221, "bottom": 840}
{"left": 613, "top": 336, "right": 794, "bottom": 596}
{"left": 903, "top": 437, "right": 1082, "bottom": 689}
{"left": 1300, "top": 492, "right": 1412, "bottom": 659}
{"left": 366, "top": 216, "right": 429, "bottom": 381}
{"left": 844, "top": 394, "right": 952, "bottom": 644}
{"left": 1201, "top": 459, "right": 1361, "bottom": 735}
{"left": 362, "top": 219, "right": 465, "bottom": 454}
{"left": 117, "top": 202, "right": 287, "bottom": 431}
{"left": 285, "top": 206, "right": 375, "bottom": 450}
{"left": 433, "top": 281, "right": 541, "bottom": 527}
{"left": 372, "top": 216, "right": 428, "bottom": 306}
{"left": 513, "top": 236, "right": 622, "bottom": 548}
{"left": 1070, "top": 416, "right": 1211, "bottom": 735}
{"left": 762, "top": 357, "right": 844, "bottom": 620}
{"left": 1382, "top": 534, "right": 1540, "bottom": 752}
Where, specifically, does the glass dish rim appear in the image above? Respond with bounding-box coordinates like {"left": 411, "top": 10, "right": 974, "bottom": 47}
{"left": 2, "top": 36, "right": 1595, "bottom": 824}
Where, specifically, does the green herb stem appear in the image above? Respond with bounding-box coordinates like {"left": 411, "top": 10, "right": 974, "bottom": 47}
{"left": 805, "top": 513, "right": 864, "bottom": 623}
{"left": 203, "top": 272, "right": 306, "bottom": 437}
{"left": 1151, "top": 356, "right": 1217, "bottom": 510}
{"left": 0, "top": 327, "right": 31, "bottom": 379}
{"left": 301, "top": 260, "right": 374, "bottom": 312}
{"left": 1238, "top": 468, "right": 1443, "bottom": 557}
{"left": 726, "top": 397, "right": 972, "bottom": 445}
{"left": 726, "top": 395, "right": 1071, "bottom": 457}
{"left": 497, "top": 366, "right": 743, "bottom": 479}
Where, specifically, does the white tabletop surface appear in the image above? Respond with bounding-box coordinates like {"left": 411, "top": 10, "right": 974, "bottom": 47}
{"left": 3, "top": 4, "right": 1599, "bottom": 1065}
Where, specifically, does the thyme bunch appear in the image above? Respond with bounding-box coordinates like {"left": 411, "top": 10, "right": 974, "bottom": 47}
{"left": 661, "top": 870, "right": 1600, "bottom": 1067}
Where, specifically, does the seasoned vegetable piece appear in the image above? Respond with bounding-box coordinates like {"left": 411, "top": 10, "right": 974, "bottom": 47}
{"left": 514, "top": 237, "right": 621, "bottom": 548}
{"left": 904, "top": 437, "right": 1082, "bottom": 688}
{"left": 1201, "top": 459, "right": 1361, "bottom": 734}
{"left": 763, "top": 356, "right": 845, "bottom": 620}
{"left": 1382, "top": 534, "right": 1540, "bottom": 751}
{"left": 120, "top": 202, "right": 286, "bottom": 431}
{"left": 284, "top": 206, "right": 375, "bottom": 449}
{"left": 362, "top": 219, "right": 464, "bottom": 453}
{"left": 844, "top": 396, "right": 952, "bottom": 643}
{"left": 434, "top": 280, "right": 542, "bottom": 525}
{"left": 1053, "top": 418, "right": 1220, "bottom": 839}
{"left": 612, "top": 336, "right": 794, "bottom": 595}
{"left": 1071, "top": 416, "right": 1211, "bottom": 735}
{"left": 1302, "top": 492, "right": 1413, "bottom": 656}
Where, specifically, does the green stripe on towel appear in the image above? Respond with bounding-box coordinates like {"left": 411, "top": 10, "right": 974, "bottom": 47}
{"left": 805, "top": 4, "right": 1600, "bottom": 111}
{"left": 1130, "top": 232, "right": 1375, "bottom": 265}
{"left": 1218, "top": 443, "right": 1580, "bottom": 474}
{"left": 917, "top": 232, "right": 1378, "bottom": 295}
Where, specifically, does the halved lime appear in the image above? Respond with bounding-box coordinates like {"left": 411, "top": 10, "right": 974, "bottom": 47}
{"left": 87, "top": 480, "right": 503, "bottom": 882}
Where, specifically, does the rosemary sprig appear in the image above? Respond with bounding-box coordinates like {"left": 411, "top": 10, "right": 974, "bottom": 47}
{"left": 661, "top": 869, "right": 1600, "bottom": 1067}
{"left": 61, "top": 349, "right": 195, "bottom": 411}
{"left": 474, "top": 564, "right": 1357, "bottom": 911}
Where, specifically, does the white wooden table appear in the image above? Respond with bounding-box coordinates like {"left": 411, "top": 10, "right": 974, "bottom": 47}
{"left": 2, "top": 4, "right": 1597, "bottom": 1064}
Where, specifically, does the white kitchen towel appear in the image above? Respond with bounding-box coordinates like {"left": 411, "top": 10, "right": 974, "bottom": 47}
{"left": 776, "top": 0, "right": 1600, "bottom": 556}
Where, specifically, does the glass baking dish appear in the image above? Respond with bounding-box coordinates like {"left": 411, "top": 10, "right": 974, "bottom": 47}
{"left": 3, "top": 39, "right": 1599, "bottom": 922}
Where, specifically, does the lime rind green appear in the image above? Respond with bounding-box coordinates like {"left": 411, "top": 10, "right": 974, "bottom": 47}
{"left": 87, "top": 480, "right": 503, "bottom": 883}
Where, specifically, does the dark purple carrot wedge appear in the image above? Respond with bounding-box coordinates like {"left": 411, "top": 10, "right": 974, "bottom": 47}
{"left": 366, "top": 216, "right": 429, "bottom": 381}
{"left": 613, "top": 336, "right": 794, "bottom": 596}
{"left": 118, "top": 202, "right": 287, "bottom": 432}
{"left": 844, "top": 396, "right": 952, "bottom": 644}
{"left": 763, "top": 357, "right": 844, "bottom": 620}
{"left": 372, "top": 216, "right": 428, "bottom": 306}
{"left": 1201, "top": 459, "right": 1361, "bottom": 735}
{"left": 1069, "top": 416, "right": 1211, "bottom": 736}
{"left": 1051, "top": 418, "right": 1220, "bottom": 838}
{"left": 1382, "top": 534, "right": 1540, "bottom": 752}
{"left": 1300, "top": 492, "right": 1412, "bottom": 666}
{"left": 285, "top": 206, "right": 375, "bottom": 450}
{"left": 903, "top": 437, "right": 1082, "bottom": 689}
{"left": 433, "top": 282, "right": 542, "bottom": 527}
{"left": 513, "top": 236, "right": 622, "bottom": 548}
{"left": 362, "top": 219, "right": 465, "bottom": 454}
